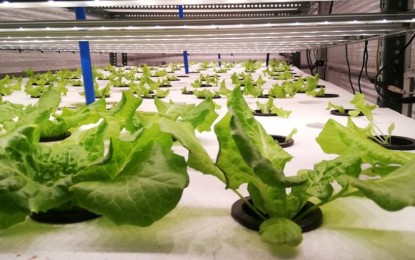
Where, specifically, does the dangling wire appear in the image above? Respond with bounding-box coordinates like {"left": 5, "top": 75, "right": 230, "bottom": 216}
{"left": 363, "top": 40, "right": 372, "bottom": 82}
{"left": 357, "top": 41, "right": 367, "bottom": 93}
{"left": 345, "top": 44, "right": 356, "bottom": 94}
{"left": 306, "top": 49, "right": 315, "bottom": 76}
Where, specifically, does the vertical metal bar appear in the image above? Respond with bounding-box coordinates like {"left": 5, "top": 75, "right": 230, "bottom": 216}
{"left": 266, "top": 53, "right": 270, "bottom": 67}
{"left": 122, "top": 53, "right": 128, "bottom": 66}
{"left": 218, "top": 53, "right": 221, "bottom": 68}
{"left": 109, "top": 52, "right": 117, "bottom": 66}
{"left": 75, "top": 7, "right": 95, "bottom": 105}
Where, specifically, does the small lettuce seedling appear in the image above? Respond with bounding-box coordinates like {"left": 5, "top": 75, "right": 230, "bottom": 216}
{"left": 191, "top": 79, "right": 203, "bottom": 88}
{"left": 0, "top": 75, "right": 21, "bottom": 96}
{"left": 243, "top": 77, "right": 263, "bottom": 97}
{"left": 256, "top": 97, "right": 292, "bottom": 117}
{"left": 154, "top": 97, "right": 219, "bottom": 133}
{"left": 193, "top": 89, "right": 220, "bottom": 99}
{"left": 268, "top": 82, "right": 296, "bottom": 98}
{"left": 350, "top": 93, "right": 395, "bottom": 144}
{"left": 218, "top": 80, "right": 231, "bottom": 96}
{"left": 285, "top": 128, "right": 297, "bottom": 142}
{"left": 155, "top": 89, "right": 169, "bottom": 98}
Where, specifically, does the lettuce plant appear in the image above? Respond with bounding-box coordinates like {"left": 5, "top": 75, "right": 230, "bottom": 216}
{"left": 276, "top": 71, "right": 294, "bottom": 80}
{"left": 166, "top": 74, "right": 178, "bottom": 81}
{"left": 0, "top": 119, "right": 188, "bottom": 230}
{"left": 268, "top": 82, "right": 296, "bottom": 98}
{"left": 214, "top": 68, "right": 228, "bottom": 73}
{"left": 243, "top": 78, "right": 263, "bottom": 97}
{"left": 301, "top": 74, "right": 321, "bottom": 96}
{"left": 326, "top": 101, "right": 347, "bottom": 114}
{"left": 0, "top": 89, "right": 190, "bottom": 230}
{"left": 306, "top": 87, "right": 325, "bottom": 97}
{"left": 193, "top": 89, "right": 220, "bottom": 99}
{"left": 154, "top": 89, "right": 169, "bottom": 98}
{"left": 0, "top": 75, "right": 21, "bottom": 96}
{"left": 243, "top": 59, "right": 262, "bottom": 72}
{"left": 256, "top": 97, "right": 292, "bottom": 117}
{"left": 154, "top": 97, "right": 219, "bottom": 132}
{"left": 152, "top": 69, "right": 168, "bottom": 77}
{"left": 165, "top": 87, "right": 415, "bottom": 247}
{"left": 80, "top": 80, "right": 110, "bottom": 98}
{"left": 218, "top": 80, "right": 231, "bottom": 96}
{"left": 327, "top": 93, "right": 395, "bottom": 144}
{"left": 284, "top": 128, "right": 297, "bottom": 142}
{"left": 181, "top": 87, "right": 192, "bottom": 94}
{"left": 2, "top": 90, "right": 92, "bottom": 139}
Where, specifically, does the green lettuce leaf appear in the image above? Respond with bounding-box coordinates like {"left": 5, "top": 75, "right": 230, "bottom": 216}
{"left": 180, "top": 97, "right": 219, "bottom": 132}
{"left": 159, "top": 117, "right": 226, "bottom": 183}
{"left": 347, "top": 159, "right": 415, "bottom": 211}
{"left": 0, "top": 124, "right": 103, "bottom": 229}
{"left": 71, "top": 126, "right": 188, "bottom": 226}
{"left": 107, "top": 90, "right": 143, "bottom": 132}
{"left": 316, "top": 119, "right": 414, "bottom": 165}
{"left": 154, "top": 98, "right": 195, "bottom": 121}
{"left": 259, "top": 217, "right": 303, "bottom": 246}
{"left": 228, "top": 88, "right": 293, "bottom": 172}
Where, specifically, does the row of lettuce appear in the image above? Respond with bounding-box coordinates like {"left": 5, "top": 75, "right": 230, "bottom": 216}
{"left": 0, "top": 60, "right": 324, "bottom": 100}
{"left": 1, "top": 85, "right": 415, "bottom": 248}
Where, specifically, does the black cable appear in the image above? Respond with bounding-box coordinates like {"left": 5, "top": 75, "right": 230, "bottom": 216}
{"left": 345, "top": 44, "right": 356, "bottom": 94}
{"left": 363, "top": 40, "right": 372, "bottom": 82}
{"left": 310, "top": 50, "right": 314, "bottom": 75}
{"left": 307, "top": 49, "right": 315, "bottom": 76}
{"left": 374, "top": 32, "right": 415, "bottom": 104}
{"left": 323, "top": 48, "right": 327, "bottom": 80}
{"left": 357, "top": 41, "right": 366, "bottom": 93}
{"left": 329, "top": 1, "right": 334, "bottom": 14}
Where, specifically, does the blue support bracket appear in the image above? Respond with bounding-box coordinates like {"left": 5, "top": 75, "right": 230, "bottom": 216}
{"left": 178, "top": 5, "right": 184, "bottom": 19}
{"left": 75, "top": 7, "right": 95, "bottom": 105}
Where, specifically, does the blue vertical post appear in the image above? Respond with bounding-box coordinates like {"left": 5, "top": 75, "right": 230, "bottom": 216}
{"left": 183, "top": 51, "right": 189, "bottom": 74}
{"left": 179, "top": 5, "right": 189, "bottom": 74}
{"left": 75, "top": 7, "right": 95, "bottom": 105}
{"left": 218, "top": 53, "right": 221, "bottom": 68}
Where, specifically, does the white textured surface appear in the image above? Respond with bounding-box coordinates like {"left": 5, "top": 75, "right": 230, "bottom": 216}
{"left": 1, "top": 64, "right": 415, "bottom": 260}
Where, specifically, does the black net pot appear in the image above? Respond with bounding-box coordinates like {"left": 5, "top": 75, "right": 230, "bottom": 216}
{"left": 330, "top": 109, "right": 363, "bottom": 117}
{"left": 30, "top": 207, "right": 100, "bottom": 224}
{"left": 39, "top": 131, "right": 71, "bottom": 142}
{"left": 257, "top": 94, "right": 270, "bottom": 99}
{"left": 271, "top": 135, "right": 294, "bottom": 148}
{"left": 231, "top": 197, "right": 322, "bottom": 233}
{"left": 253, "top": 109, "right": 277, "bottom": 117}
{"left": 142, "top": 95, "right": 166, "bottom": 99}
{"left": 314, "top": 93, "right": 339, "bottom": 98}
{"left": 197, "top": 96, "right": 221, "bottom": 99}
{"left": 373, "top": 135, "right": 415, "bottom": 150}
